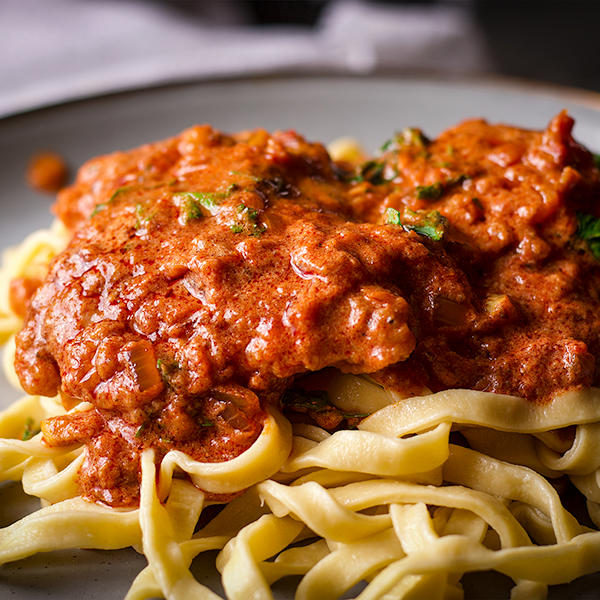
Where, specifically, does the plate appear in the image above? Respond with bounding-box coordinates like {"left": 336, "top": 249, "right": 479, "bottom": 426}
{"left": 1, "top": 75, "right": 600, "bottom": 599}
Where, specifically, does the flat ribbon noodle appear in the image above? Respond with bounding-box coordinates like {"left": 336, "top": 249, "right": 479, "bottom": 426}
{"left": 361, "top": 388, "right": 600, "bottom": 436}
{"left": 0, "top": 496, "right": 140, "bottom": 564}
{"left": 158, "top": 407, "right": 292, "bottom": 498}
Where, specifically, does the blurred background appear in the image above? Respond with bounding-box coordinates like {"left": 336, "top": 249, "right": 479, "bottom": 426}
{"left": 1, "top": 0, "right": 599, "bottom": 117}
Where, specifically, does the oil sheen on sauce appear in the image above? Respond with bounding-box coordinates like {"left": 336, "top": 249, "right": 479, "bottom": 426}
{"left": 13, "top": 113, "right": 600, "bottom": 506}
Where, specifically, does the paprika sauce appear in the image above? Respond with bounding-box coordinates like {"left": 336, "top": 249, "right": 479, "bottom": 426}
{"left": 14, "top": 112, "right": 600, "bottom": 506}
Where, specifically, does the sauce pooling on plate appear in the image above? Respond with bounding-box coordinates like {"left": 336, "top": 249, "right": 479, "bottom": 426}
{"left": 13, "top": 113, "right": 600, "bottom": 506}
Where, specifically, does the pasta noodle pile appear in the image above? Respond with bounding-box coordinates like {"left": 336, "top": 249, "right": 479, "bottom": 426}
{"left": 2, "top": 225, "right": 600, "bottom": 600}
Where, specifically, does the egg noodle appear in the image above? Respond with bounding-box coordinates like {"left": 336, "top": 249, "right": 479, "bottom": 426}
{"left": 1, "top": 220, "right": 600, "bottom": 599}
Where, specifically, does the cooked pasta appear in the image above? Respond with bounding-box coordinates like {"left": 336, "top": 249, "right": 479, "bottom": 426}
{"left": 2, "top": 112, "right": 600, "bottom": 599}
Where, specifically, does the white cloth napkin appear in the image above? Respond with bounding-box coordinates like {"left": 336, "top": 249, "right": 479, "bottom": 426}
{"left": 0, "top": 0, "right": 489, "bottom": 117}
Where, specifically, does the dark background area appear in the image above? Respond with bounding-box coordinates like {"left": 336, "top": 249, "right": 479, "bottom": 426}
{"left": 167, "top": 0, "right": 600, "bottom": 92}
{"left": 471, "top": 0, "right": 599, "bottom": 93}
{"left": 2, "top": 0, "right": 598, "bottom": 118}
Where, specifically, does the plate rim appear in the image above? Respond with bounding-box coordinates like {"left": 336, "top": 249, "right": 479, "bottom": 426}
{"left": 2, "top": 69, "right": 600, "bottom": 600}
{"left": 3, "top": 72, "right": 600, "bottom": 125}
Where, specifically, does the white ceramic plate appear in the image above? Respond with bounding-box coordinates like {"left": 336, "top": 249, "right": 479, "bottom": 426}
{"left": 1, "top": 76, "right": 600, "bottom": 599}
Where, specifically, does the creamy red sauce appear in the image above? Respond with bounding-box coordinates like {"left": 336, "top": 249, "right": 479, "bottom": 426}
{"left": 14, "top": 113, "right": 600, "bottom": 506}
{"left": 26, "top": 151, "right": 69, "bottom": 194}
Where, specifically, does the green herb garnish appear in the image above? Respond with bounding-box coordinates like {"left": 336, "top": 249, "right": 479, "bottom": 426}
{"left": 156, "top": 358, "right": 180, "bottom": 384}
{"left": 385, "top": 208, "right": 404, "bottom": 227}
{"left": 416, "top": 182, "right": 444, "bottom": 200}
{"left": 110, "top": 186, "right": 131, "bottom": 202}
{"left": 249, "top": 226, "right": 266, "bottom": 237}
{"left": 385, "top": 208, "right": 447, "bottom": 241}
{"left": 134, "top": 203, "right": 150, "bottom": 229}
{"left": 229, "top": 172, "right": 293, "bottom": 197}
{"left": 231, "top": 204, "right": 265, "bottom": 236}
{"left": 379, "top": 127, "right": 429, "bottom": 154}
{"left": 281, "top": 389, "right": 331, "bottom": 413}
{"left": 361, "top": 161, "right": 386, "bottom": 184}
{"left": 280, "top": 389, "right": 367, "bottom": 419}
{"left": 229, "top": 170, "right": 262, "bottom": 182}
{"left": 576, "top": 212, "right": 600, "bottom": 259}
{"left": 91, "top": 203, "right": 107, "bottom": 217}
{"left": 134, "top": 421, "right": 148, "bottom": 438}
{"left": 399, "top": 127, "right": 429, "bottom": 148}
{"left": 447, "top": 174, "right": 469, "bottom": 187}
{"left": 352, "top": 160, "right": 397, "bottom": 185}
{"left": 343, "top": 411, "right": 369, "bottom": 419}
{"left": 238, "top": 203, "right": 259, "bottom": 221}
{"left": 183, "top": 199, "right": 204, "bottom": 222}
{"left": 175, "top": 191, "right": 222, "bottom": 223}
{"left": 22, "top": 417, "right": 38, "bottom": 441}
{"left": 415, "top": 174, "right": 468, "bottom": 201}
{"left": 379, "top": 138, "right": 395, "bottom": 152}
{"left": 91, "top": 186, "right": 132, "bottom": 218}
{"left": 593, "top": 154, "right": 600, "bottom": 169}
{"left": 406, "top": 210, "right": 447, "bottom": 240}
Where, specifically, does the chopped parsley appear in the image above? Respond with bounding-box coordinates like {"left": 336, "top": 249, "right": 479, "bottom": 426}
{"left": 380, "top": 128, "right": 430, "bottom": 153}
{"left": 281, "top": 389, "right": 331, "bottom": 412}
{"left": 249, "top": 226, "right": 267, "bottom": 238}
{"left": 593, "top": 154, "right": 600, "bottom": 169}
{"left": 229, "top": 171, "right": 296, "bottom": 198}
{"left": 280, "top": 389, "right": 367, "bottom": 419}
{"left": 360, "top": 161, "right": 386, "bottom": 184}
{"left": 238, "top": 203, "right": 259, "bottom": 222}
{"left": 231, "top": 203, "right": 266, "bottom": 236}
{"left": 22, "top": 417, "right": 38, "bottom": 441}
{"left": 415, "top": 174, "right": 469, "bottom": 201}
{"left": 91, "top": 203, "right": 107, "bottom": 217}
{"left": 416, "top": 182, "right": 444, "bottom": 200}
{"left": 156, "top": 358, "right": 180, "bottom": 384}
{"left": 183, "top": 198, "right": 204, "bottom": 222}
{"left": 576, "top": 212, "right": 600, "bottom": 259}
{"left": 175, "top": 191, "right": 222, "bottom": 223}
{"left": 352, "top": 160, "right": 397, "bottom": 185}
{"left": 134, "top": 203, "right": 151, "bottom": 229}
{"left": 134, "top": 421, "right": 148, "bottom": 438}
{"left": 385, "top": 208, "right": 448, "bottom": 241}
{"left": 385, "top": 208, "right": 404, "bottom": 227}
{"left": 109, "top": 186, "right": 131, "bottom": 202}
{"left": 91, "top": 186, "right": 132, "bottom": 218}
{"left": 248, "top": 225, "right": 267, "bottom": 237}
{"left": 379, "top": 138, "right": 395, "bottom": 153}
{"left": 444, "top": 173, "right": 471, "bottom": 188}
{"left": 446, "top": 174, "right": 469, "bottom": 187}
{"left": 399, "top": 127, "right": 430, "bottom": 148}
{"left": 229, "top": 170, "right": 262, "bottom": 182}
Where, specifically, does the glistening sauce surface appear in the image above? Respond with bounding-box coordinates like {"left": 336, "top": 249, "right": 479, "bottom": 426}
{"left": 13, "top": 113, "right": 600, "bottom": 506}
